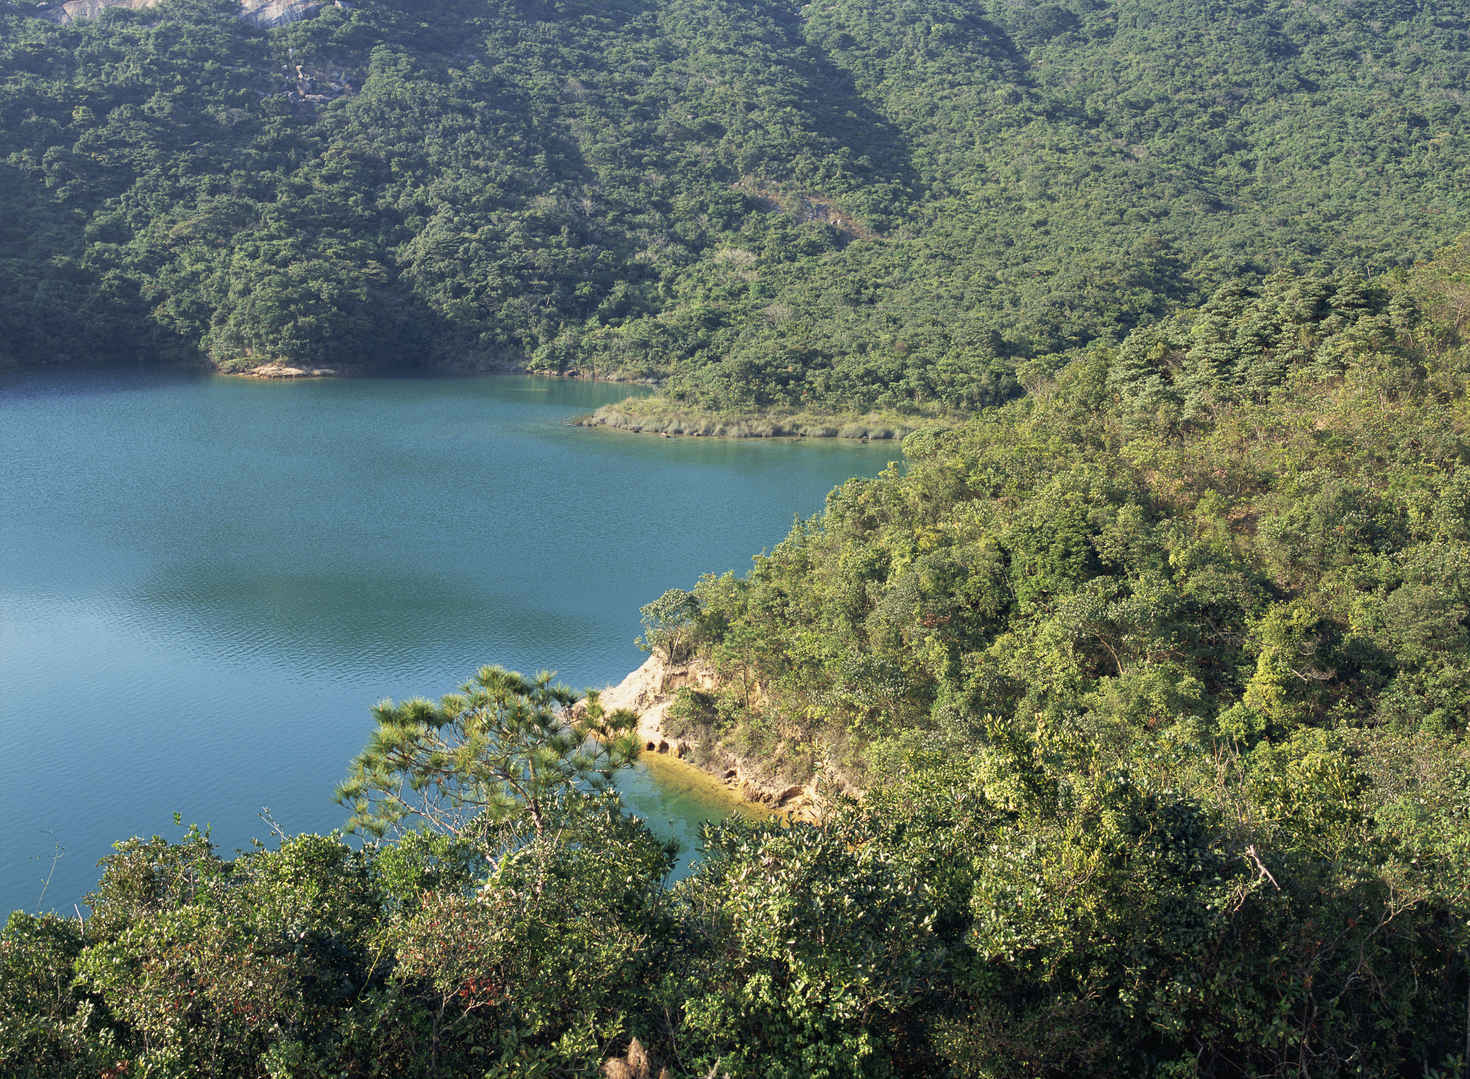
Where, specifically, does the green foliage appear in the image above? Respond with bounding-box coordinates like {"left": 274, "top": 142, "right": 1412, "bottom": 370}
{"left": 5, "top": 654, "right": 1470, "bottom": 1077}
{"left": 636, "top": 587, "right": 702, "bottom": 665}
{"left": 336, "top": 666, "right": 640, "bottom": 843}
{"left": 6, "top": 9, "right": 1470, "bottom": 1071}
{"left": 0, "top": 911, "right": 111, "bottom": 1078}
{"left": 3, "top": 0, "right": 1470, "bottom": 416}
{"left": 389, "top": 795, "right": 675, "bottom": 1076}
{"left": 0, "top": 799, "right": 675, "bottom": 1078}
{"left": 673, "top": 811, "right": 949, "bottom": 1078}
{"left": 683, "top": 249, "right": 1470, "bottom": 791}
{"left": 75, "top": 833, "right": 385, "bottom": 1078}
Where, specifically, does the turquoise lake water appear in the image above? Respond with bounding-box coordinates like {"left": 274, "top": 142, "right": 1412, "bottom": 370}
{"left": 0, "top": 372, "right": 898, "bottom": 913}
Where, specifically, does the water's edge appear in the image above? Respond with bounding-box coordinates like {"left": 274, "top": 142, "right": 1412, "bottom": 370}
{"left": 0, "top": 371, "right": 897, "bottom": 910}
{"left": 598, "top": 654, "right": 849, "bottom": 823}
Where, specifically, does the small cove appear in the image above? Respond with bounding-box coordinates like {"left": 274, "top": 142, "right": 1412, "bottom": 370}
{"left": 0, "top": 371, "right": 897, "bottom": 912}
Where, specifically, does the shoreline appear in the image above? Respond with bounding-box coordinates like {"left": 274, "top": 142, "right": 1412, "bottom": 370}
{"left": 595, "top": 654, "right": 840, "bottom": 822}
{"left": 635, "top": 749, "right": 774, "bottom": 822}
{"left": 575, "top": 400, "right": 934, "bottom": 442}
{"left": 226, "top": 362, "right": 930, "bottom": 442}
{"left": 11, "top": 359, "right": 932, "bottom": 442}
{"left": 226, "top": 359, "right": 658, "bottom": 388}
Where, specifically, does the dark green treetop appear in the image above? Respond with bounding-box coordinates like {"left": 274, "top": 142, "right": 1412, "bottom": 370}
{"left": 336, "top": 666, "right": 640, "bottom": 843}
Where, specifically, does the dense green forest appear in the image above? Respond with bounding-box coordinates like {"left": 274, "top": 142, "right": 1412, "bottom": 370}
{"left": 7, "top": 0, "right": 1470, "bottom": 1074}
{"left": 3, "top": 0, "right": 1470, "bottom": 418}
{"left": 5, "top": 240, "right": 1470, "bottom": 1078}
{"left": 673, "top": 241, "right": 1470, "bottom": 788}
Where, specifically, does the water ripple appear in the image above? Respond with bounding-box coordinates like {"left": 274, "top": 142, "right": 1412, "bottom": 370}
{"left": 0, "top": 372, "right": 898, "bottom": 912}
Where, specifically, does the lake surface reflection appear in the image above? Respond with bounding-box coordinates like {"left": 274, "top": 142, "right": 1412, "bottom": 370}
{"left": 0, "top": 372, "right": 897, "bottom": 912}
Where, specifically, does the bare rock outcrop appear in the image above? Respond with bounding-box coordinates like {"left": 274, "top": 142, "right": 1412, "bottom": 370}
{"left": 44, "top": 0, "right": 164, "bottom": 23}
{"left": 239, "top": 362, "right": 340, "bottom": 379}
{"left": 596, "top": 654, "right": 849, "bottom": 822}
{"left": 601, "top": 1037, "right": 671, "bottom": 1079}
{"left": 41, "top": 0, "right": 331, "bottom": 27}
{"left": 239, "top": 0, "right": 325, "bottom": 27}
{"left": 598, "top": 653, "right": 719, "bottom": 763}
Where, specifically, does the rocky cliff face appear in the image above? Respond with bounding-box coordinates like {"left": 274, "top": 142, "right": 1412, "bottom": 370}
{"left": 238, "top": 0, "right": 324, "bottom": 27}
{"left": 43, "top": 0, "right": 327, "bottom": 27}
{"left": 45, "top": 0, "right": 164, "bottom": 23}
{"left": 594, "top": 654, "right": 850, "bottom": 822}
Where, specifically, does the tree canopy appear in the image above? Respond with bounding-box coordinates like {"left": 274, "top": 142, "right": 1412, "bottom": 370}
{"left": 336, "top": 666, "right": 640, "bottom": 842}
{"left": 3, "top": 0, "right": 1470, "bottom": 419}
{"left": 6, "top": 238, "right": 1470, "bottom": 1079}
{"left": 6, "top": 1, "right": 1470, "bottom": 1074}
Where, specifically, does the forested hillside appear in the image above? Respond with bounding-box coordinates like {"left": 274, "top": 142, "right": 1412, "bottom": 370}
{"left": 5, "top": 241, "right": 1469, "bottom": 1079}
{"left": 676, "top": 237, "right": 1470, "bottom": 789}
{"left": 3, "top": 0, "right": 1470, "bottom": 417}
{"left": 7, "top": 1, "right": 1470, "bottom": 1074}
